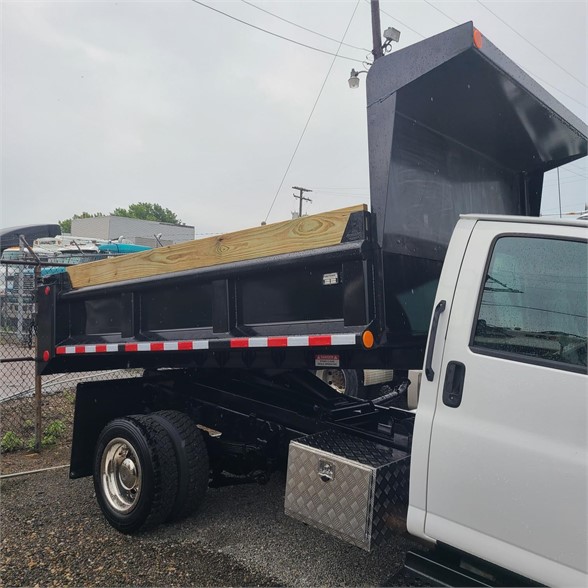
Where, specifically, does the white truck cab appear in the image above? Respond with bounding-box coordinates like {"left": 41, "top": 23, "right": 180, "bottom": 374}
{"left": 408, "top": 215, "right": 587, "bottom": 587}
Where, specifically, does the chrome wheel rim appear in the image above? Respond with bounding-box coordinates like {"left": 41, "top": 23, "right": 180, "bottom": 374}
{"left": 101, "top": 437, "right": 142, "bottom": 514}
{"left": 317, "top": 369, "right": 346, "bottom": 394}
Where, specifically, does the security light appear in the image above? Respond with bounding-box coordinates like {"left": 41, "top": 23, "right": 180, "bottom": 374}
{"left": 383, "top": 27, "right": 401, "bottom": 43}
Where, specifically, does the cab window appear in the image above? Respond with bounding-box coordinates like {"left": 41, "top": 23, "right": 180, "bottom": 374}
{"left": 471, "top": 236, "right": 587, "bottom": 371}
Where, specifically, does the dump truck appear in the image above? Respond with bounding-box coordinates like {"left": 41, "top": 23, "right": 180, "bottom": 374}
{"left": 36, "top": 22, "right": 587, "bottom": 586}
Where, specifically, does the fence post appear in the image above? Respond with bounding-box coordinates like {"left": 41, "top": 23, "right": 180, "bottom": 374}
{"left": 33, "top": 258, "right": 42, "bottom": 452}
{"left": 34, "top": 373, "right": 42, "bottom": 451}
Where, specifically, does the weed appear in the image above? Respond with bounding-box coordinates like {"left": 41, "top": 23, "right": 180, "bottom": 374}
{"left": 45, "top": 420, "right": 66, "bottom": 437}
{"left": 39, "top": 420, "right": 67, "bottom": 447}
{"left": 1, "top": 431, "right": 25, "bottom": 453}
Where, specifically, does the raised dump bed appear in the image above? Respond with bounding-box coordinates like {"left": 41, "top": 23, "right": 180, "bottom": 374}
{"left": 38, "top": 21, "right": 587, "bottom": 377}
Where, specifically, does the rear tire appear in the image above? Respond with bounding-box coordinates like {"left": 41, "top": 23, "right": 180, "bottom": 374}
{"left": 150, "top": 410, "right": 210, "bottom": 522}
{"left": 315, "top": 368, "right": 364, "bottom": 398}
{"left": 93, "top": 416, "right": 178, "bottom": 533}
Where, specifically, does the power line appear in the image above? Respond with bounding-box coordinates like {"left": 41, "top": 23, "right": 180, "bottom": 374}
{"left": 318, "top": 196, "right": 369, "bottom": 200}
{"left": 368, "top": 0, "right": 425, "bottom": 39}
{"left": 418, "top": 0, "right": 586, "bottom": 108}
{"left": 240, "top": 0, "right": 370, "bottom": 53}
{"left": 264, "top": 1, "right": 361, "bottom": 223}
{"left": 476, "top": 0, "right": 587, "bottom": 90}
{"left": 422, "top": 0, "right": 460, "bottom": 25}
{"left": 563, "top": 162, "right": 588, "bottom": 175}
{"left": 374, "top": 2, "right": 584, "bottom": 109}
{"left": 424, "top": 0, "right": 587, "bottom": 92}
{"left": 314, "top": 192, "right": 369, "bottom": 196}
{"left": 188, "top": 0, "right": 363, "bottom": 63}
{"left": 544, "top": 177, "right": 587, "bottom": 187}
{"left": 541, "top": 206, "right": 588, "bottom": 215}
{"left": 559, "top": 167, "right": 588, "bottom": 180}
{"left": 312, "top": 186, "right": 370, "bottom": 192}
{"left": 545, "top": 170, "right": 588, "bottom": 182}
{"left": 520, "top": 72, "right": 586, "bottom": 108}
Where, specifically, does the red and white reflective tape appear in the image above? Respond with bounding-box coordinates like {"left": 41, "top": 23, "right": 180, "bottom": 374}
{"left": 227, "top": 334, "right": 356, "bottom": 348}
{"left": 55, "top": 333, "right": 358, "bottom": 355}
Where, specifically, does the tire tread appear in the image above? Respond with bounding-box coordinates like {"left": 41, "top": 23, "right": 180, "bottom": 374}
{"left": 153, "top": 410, "right": 209, "bottom": 521}
{"left": 127, "top": 415, "right": 179, "bottom": 530}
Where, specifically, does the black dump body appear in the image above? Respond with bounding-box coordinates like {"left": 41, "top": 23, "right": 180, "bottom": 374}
{"left": 37, "top": 22, "right": 587, "bottom": 376}
{"left": 38, "top": 212, "right": 414, "bottom": 374}
{"left": 367, "top": 21, "right": 587, "bottom": 347}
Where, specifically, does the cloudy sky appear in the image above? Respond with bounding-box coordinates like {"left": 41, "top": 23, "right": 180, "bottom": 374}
{"left": 1, "top": 0, "right": 587, "bottom": 236}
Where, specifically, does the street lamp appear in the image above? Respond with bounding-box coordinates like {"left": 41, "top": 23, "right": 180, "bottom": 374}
{"left": 348, "top": 69, "right": 368, "bottom": 89}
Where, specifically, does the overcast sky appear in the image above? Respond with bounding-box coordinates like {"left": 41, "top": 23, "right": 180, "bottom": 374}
{"left": 1, "top": 0, "right": 587, "bottom": 236}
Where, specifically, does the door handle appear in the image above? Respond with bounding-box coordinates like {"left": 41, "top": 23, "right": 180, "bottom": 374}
{"left": 443, "top": 361, "right": 466, "bottom": 408}
{"left": 425, "top": 300, "right": 446, "bottom": 381}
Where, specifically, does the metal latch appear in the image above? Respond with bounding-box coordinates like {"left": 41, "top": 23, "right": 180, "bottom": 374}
{"left": 318, "top": 459, "right": 335, "bottom": 482}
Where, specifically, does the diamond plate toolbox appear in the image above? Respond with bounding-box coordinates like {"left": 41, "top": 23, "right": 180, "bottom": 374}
{"left": 284, "top": 429, "right": 410, "bottom": 551}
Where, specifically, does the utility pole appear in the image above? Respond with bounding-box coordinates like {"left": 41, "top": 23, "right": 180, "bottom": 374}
{"left": 370, "top": 0, "right": 383, "bottom": 61}
{"left": 292, "top": 186, "right": 312, "bottom": 218}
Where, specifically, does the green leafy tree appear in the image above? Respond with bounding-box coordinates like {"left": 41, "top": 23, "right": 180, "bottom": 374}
{"left": 58, "top": 212, "right": 104, "bottom": 234}
{"left": 112, "top": 202, "right": 181, "bottom": 224}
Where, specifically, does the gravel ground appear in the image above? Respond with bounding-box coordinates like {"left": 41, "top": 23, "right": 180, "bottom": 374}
{"left": 1, "top": 463, "right": 424, "bottom": 587}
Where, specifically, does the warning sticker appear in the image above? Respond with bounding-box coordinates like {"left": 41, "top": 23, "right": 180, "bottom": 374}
{"left": 315, "top": 354, "right": 340, "bottom": 367}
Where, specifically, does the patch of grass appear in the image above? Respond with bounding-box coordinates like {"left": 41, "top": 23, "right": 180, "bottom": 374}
{"left": 21, "top": 420, "right": 69, "bottom": 450}
{"left": 1, "top": 431, "right": 25, "bottom": 453}
{"left": 40, "top": 419, "right": 67, "bottom": 447}
{"left": 64, "top": 391, "right": 76, "bottom": 405}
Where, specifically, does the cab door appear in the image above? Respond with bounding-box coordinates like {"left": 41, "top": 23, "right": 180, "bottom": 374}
{"left": 424, "top": 220, "right": 587, "bottom": 586}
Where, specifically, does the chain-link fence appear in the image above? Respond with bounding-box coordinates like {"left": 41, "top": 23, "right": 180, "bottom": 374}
{"left": 1, "top": 254, "right": 138, "bottom": 455}
{"left": 1, "top": 257, "right": 42, "bottom": 453}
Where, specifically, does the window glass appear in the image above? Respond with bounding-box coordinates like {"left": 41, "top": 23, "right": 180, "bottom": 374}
{"left": 473, "top": 237, "right": 587, "bottom": 369}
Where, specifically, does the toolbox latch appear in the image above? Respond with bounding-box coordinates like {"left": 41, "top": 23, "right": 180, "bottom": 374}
{"left": 318, "top": 459, "right": 335, "bottom": 482}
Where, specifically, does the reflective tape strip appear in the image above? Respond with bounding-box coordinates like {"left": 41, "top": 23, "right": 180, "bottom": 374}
{"left": 286, "top": 336, "right": 310, "bottom": 347}
{"left": 331, "top": 333, "right": 357, "bottom": 346}
{"left": 268, "top": 337, "right": 288, "bottom": 347}
{"left": 60, "top": 345, "right": 79, "bottom": 354}
{"left": 55, "top": 334, "right": 358, "bottom": 355}
{"left": 308, "top": 336, "right": 332, "bottom": 346}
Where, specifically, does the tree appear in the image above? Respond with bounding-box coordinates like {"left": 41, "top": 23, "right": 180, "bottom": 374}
{"left": 112, "top": 202, "right": 181, "bottom": 225}
{"left": 58, "top": 212, "right": 104, "bottom": 234}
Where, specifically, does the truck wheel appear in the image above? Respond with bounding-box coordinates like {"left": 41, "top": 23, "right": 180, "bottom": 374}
{"left": 93, "top": 416, "right": 178, "bottom": 533}
{"left": 150, "top": 410, "right": 210, "bottom": 522}
{"left": 315, "top": 368, "right": 364, "bottom": 398}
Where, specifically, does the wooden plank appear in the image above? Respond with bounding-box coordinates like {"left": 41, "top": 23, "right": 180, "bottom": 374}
{"left": 67, "top": 204, "right": 367, "bottom": 289}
